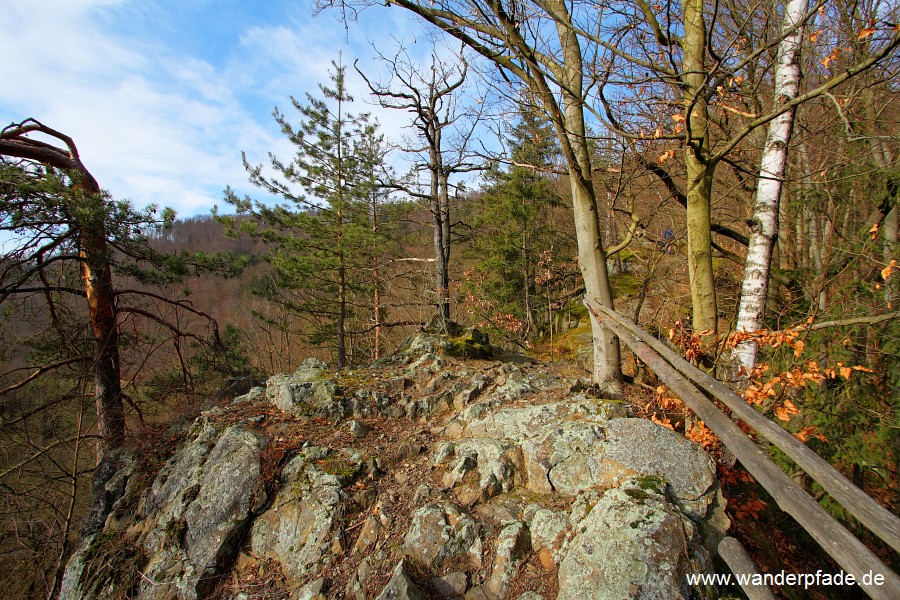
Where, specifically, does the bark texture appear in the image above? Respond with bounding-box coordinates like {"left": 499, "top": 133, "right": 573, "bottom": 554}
{"left": 733, "top": 0, "right": 808, "bottom": 371}
{"left": 682, "top": 0, "right": 718, "bottom": 334}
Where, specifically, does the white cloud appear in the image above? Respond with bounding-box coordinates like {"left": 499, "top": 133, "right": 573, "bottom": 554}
{"left": 0, "top": 0, "right": 480, "bottom": 217}
{"left": 0, "top": 0, "right": 283, "bottom": 216}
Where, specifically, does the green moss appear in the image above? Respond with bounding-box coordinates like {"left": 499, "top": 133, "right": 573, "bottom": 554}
{"left": 181, "top": 484, "right": 201, "bottom": 505}
{"left": 610, "top": 273, "right": 642, "bottom": 297}
{"left": 81, "top": 530, "right": 146, "bottom": 599}
{"left": 636, "top": 474, "right": 666, "bottom": 494}
{"left": 319, "top": 457, "right": 360, "bottom": 478}
{"left": 624, "top": 488, "right": 650, "bottom": 501}
{"left": 566, "top": 302, "right": 589, "bottom": 322}
{"left": 443, "top": 336, "right": 493, "bottom": 359}
{"left": 164, "top": 518, "right": 187, "bottom": 545}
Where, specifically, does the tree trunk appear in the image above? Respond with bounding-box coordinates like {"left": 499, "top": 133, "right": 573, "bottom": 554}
{"left": 682, "top": 0, "right": 718, "bottom": 334}
{"left": 371, "top": 194, "right": 382, "bottom": 360}
{"left": 1, "top": 122, "right": 125, "bottom": 456}
{"left": 545, "top": 0, "right": 623, "bottom": 392}
{"left": 80, "top": 221, "right": 125, "bottom": 453}
{"left": 571, "top": 176, "right": 623, "bottom": 393}
{"left": 885, "top": 205, "right": 898, "bottom": 306}
{"left": 431, "top": 143, "right": 451, "bottom": 324}
{"left": 733, "top": 0, "right": 807, "bottom": 372}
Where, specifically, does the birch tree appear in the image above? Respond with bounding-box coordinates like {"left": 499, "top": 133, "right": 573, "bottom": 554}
{"left": 732, "top": 0, "right": 809, "bottom": 372}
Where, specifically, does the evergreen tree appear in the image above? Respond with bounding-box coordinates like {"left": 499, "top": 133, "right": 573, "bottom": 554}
{"left": 222, "top": 61, "right": 387, "bottom": 368}
{"left": 467, "top": 103, "right": 565, "bottom": 339}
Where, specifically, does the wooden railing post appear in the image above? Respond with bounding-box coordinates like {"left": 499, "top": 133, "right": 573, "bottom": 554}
{"left": 584, "top": 298, "right": 900, "bottom": 600}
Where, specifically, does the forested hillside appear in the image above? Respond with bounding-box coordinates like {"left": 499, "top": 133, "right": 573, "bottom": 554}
{"left": 1, "top": 0, "right": 899, "bottom": 597}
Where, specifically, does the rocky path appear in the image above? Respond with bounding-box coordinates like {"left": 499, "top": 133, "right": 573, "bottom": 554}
{"left": 59, "top": 330, "right": 728, "bottom": 600}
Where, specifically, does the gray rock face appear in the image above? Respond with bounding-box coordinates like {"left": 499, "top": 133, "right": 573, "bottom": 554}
{"left": 61, "top": 332, "right": 725, "bottom": 600}
{"left": 250, "top": 447, "right": 355, "bottom": 586}
{"left": 600, "top": 418, "right": 718, "bottom": 519}
{"left": 401, "top": 503, "right": 483, "bottom": 570}
{"left": 483, "top": 521, "right": 530, "bottom": 599}
{"left": 183, "top": 426, "right": 265, "bottom": 569}
{"left": 139, "top": 424, "right": 266, "bottom": 600}
{"left": 60, "top": 417, "right": 267, "bottom": 600}
{"left": 267, "top": 358, "right": 338, "bottom": 417}
{"left": 376, "top": 559, "right": 428, "bottom": 600}
{"left": 434, "top": 439, "right": 522, "bottom": 505}
{"left": 558, "top": 484, "right": 711, "bottom": 600}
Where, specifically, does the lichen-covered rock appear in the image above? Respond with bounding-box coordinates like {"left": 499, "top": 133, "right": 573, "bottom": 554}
{"left": 139, "top": 425, "right": 266, "bottom": 599}
{"left": 434, "top": 439, "right": 522, "bottom": 504}
{"left": 558, "top": 483, "right": 713, "bottom": 600}
{"left": 61, "top": 419, "right": 267, "bottom": 600}
{"left": 483, "top": 521, "right": 530, "bottom": 599}
{"left": 232, "top": 385, "right": 265, "bottom": 405}
{"left": 61, "top": 330, "right": 728, "bottom": 600}
{"left": 250, "top": 447, "right": 357, "bottom": 586}
{"left": 528, "top": 507, "right": 570, "bottom": 565}
{"left": 600, "top": 418, "right": 718, "bottom": 519}
{"left": 401, "top": 503, "right": 483, "bottom": 570}
{"left": 443, "top": 328, "right": 493, "bottom": 359}
{"left": 182, "top": 426, "right": 266, "bottom": 569}
{"left": 376, "top": 559, "right": 428, "bottom": 600}
{"left": 266, "top": 358, "right": 338, "bottom": 417}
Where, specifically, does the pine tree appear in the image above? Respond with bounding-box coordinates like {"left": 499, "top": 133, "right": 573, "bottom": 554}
{"left": 222, "top": 61, "right": 387, "bottom": 368}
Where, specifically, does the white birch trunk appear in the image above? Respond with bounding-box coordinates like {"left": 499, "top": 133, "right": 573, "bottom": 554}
{"left": 733, "top": 0, "right": 808, "bottom": 372}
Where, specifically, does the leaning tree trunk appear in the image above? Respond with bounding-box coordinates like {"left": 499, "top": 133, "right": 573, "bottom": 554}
{"left": 733, "top": 0, "right": 808, "bottom": 372}
{"left": 0, "top": 120, "right": 125, "bottom": 456}
{"left": 79, "top": 209, "right": 125, "bottom": 451}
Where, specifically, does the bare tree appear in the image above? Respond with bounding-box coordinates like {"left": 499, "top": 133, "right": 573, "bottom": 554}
{"left": 331, "top": 1, "right": 628, "bottom": 391}
{"left": 356, "top": 46, "right": 480, "bottom": 327}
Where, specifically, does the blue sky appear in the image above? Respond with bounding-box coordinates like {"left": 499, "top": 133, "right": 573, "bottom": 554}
{"left": 1, "top": 0, "right": 460, "bottom": 218}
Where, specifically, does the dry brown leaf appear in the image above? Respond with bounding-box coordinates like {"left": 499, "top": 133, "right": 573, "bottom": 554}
{"left": 858, "top": 27, "right": 877, "bottom": 39}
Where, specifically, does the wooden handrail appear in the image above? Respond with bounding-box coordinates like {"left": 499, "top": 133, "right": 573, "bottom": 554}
{"left": 584, "top": 298, "right": 900, "bottom": 600}
{"left": 586, "top": 299, "right": 900, "bottom": 554}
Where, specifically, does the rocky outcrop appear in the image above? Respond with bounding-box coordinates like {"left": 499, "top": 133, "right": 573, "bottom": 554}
{"left": 60, "top": 328, "right": 728, "bottom": 600}
{"left": 60, "top": 419, "right": 267, "bottom": 600}
{"left": 558, "top": 483, "right": 711, "bottom": 600}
